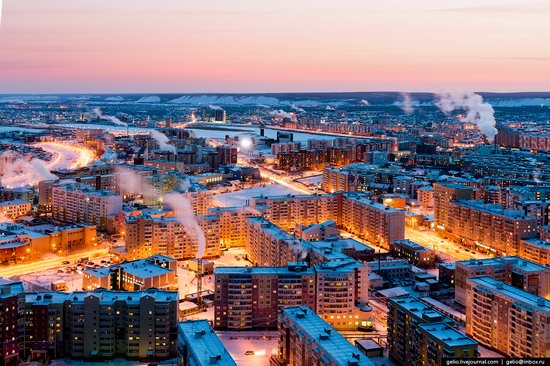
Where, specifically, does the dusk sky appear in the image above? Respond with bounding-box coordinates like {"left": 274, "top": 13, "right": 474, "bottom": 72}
{"left": 0, "top": 0, "right": 549, "bottom": 93}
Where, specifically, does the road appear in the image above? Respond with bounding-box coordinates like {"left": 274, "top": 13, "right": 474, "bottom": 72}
{"left": 405, "top": 227, "right": 488, "bottom": 261}
{"left": 35, "top": 141, "right": 96, "bottom": 170}
{"left": 0, "top": 248, "right": 109, "bottom": 278}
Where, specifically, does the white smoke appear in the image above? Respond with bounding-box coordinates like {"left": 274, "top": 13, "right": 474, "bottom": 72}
{"left": 436, "top": 92, "right": 498, "bottom": 143}
{"left": 292, "top": 239, "right": 309, "bottom": 261}
{"left": 163, "top": 180, "right": 207, "bottom": 259}
{"left": 114, "top": 166, "right": 160, "bottom": 205}
{"left": 208, "top": 104, "right": 223, "bottom": 110}
{"left": 325, "top": 105, "right": 336, "bottom": 111}
{"left": 290, "top": 104, "right": 306, "bottom": 113}
{"left": 0, "top": 152, "right": 58, "bottom": 188}
{"left": 360, "top": 99, "right": 370, "bottom": 106}
{"left": 92, "top": 108, "right": 128, "bottom": 127}
{"left": 269, "top": 110, "right": 294, "bottom": 119}
{"left": 399, "top": 93, "right": 415, "bottom": 115}
{"left": 150, "top": 130, "right": 177, "bottom": 154}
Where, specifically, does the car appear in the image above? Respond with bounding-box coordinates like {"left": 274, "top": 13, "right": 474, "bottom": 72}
{"left": 245, "top": 351, "right": 255, "bottom": 356}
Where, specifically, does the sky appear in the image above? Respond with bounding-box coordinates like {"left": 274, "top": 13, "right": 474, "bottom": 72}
{"left": 0, "top": 0, "right": 549, "bottom": 93}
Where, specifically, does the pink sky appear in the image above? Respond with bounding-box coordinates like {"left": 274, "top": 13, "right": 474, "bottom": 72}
{"left": 0, "top": 0, "right": 549, "bottom": 93}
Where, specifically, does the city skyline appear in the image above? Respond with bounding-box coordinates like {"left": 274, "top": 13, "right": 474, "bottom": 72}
{"left": 0, "top": 0, "right": 549, "bottom": 93}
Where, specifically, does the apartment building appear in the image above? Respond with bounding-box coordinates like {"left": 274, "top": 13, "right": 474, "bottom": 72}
{"left": 125, "top": 213, "right": 220, "bottom": 260}
{"left": 83, "top": 254, "right": 177, "bottom": 291}
{"left": 434, "top": 182, "right": 537, "bottom": 255}
{"left": 214, "top": 263, "right": 316, "bottom": 330}
{"left": 207, "top": 206, "right": 261, "bottom": 249}
{"left": 271, "top": 306, "right": 373, "bottom": 366}
{"left": 0, "top": 200, "right": 31, "bottom": 220}
{"left": 0, "top": 284, "right": 178, "bottom": 363}
{"left": 177, "top": 320, "right": 236, "bottom": 366}
{"left": 455, "top": 256, "right": 550, "bottom": 306}
{"left": 0, "top": 282, "right": 25, "bottom": 366}
{"left": 387, "top": 296, "right": 478, "bottom": 366}
{"left": 392, "top": 239, "right": 436, "bottom": 268}
{"left": 314, "top": 259, "right": 369, "bottom": 330}
{"left": 51, "top": 184, "right": 123, "bottom": 230}
{"left": 295, "top": 220, "right": 339, "bottom": 241}
{"left": 250, "top": 194, "right": 339, "bottom": 231}
{"left": 244, "top": 217, "right": 299, "bottom": 266}
{"left": 340, "top": 193, "right": 405, "bottom": 249}
{"left": 466, "top": 277, "right": 550, "bottom": 358}
{"left": 519, "top": 238, "right": 550, "bottom": 265}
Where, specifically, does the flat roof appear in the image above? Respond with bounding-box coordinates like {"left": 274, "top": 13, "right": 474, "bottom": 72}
{"left": 215, "top": 265, "right": 313, "bottom": 276}
{"left": 468, "top": 277, "right": 550, "bottom": 312}
{"left": 418, "top": 322, "right": 477, "bottom": 348}
{"left": 457, "top": 256, "right": 548, "bottom": 273}
{"left": 178, "top": 320, "right": 237, "bottom": 366}
{"left": 281, "top": 306, "right": 373, "bottom": 366}
{"left": 84, "top": 257, "right": 174, "bottom": 278}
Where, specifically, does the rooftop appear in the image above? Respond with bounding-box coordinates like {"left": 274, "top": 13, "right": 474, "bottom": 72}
{"left": 281, "top": 306, "right": 373, "bottom": 366}
{"left": 457, "top": 256, "right": 549, "bottom": 273}
{"left": 178, "top": 320, "right": 237, "bottom": 366}
{"left": 84, "top": 256, "right": 174, "bottom": 278}
{"left": 418, "top": 322, "right": 478, "bottom": 348}
{"left": 469, "top": 277, "right": 550, "bottom": 312}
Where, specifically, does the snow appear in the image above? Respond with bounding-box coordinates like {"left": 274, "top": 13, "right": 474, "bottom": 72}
{"left": 134, "top": 95, "right": 161, "bottom": 103}
{"left": 18, "top": 267, "right": 82, "bottom": 292}
{"left": 214, "top": 183, "right": 301, "bottom": 207}
{"left": 216, "top": 331, "right": 278, "bottom": 366}
{"left": 105, "top": 96, "right": 124, "bottom": 101}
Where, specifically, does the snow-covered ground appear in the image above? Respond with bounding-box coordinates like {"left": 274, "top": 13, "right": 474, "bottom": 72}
{"left": 217, "top": 331, "right": 278, "bottom": 366}
{"left": 214, "top": 183, "right": 301, "bottom": 207}
{"left": 19, "top": 267, "right": 82, "bottom": 292}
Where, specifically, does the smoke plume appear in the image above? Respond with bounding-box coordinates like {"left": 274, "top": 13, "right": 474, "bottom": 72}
{"left": 114, "top": 166, "right": 160, "bottom": 205}
{"left": 92, "top": 108, "right": 128, "bottom": 127}
{"left": 436, "top": 92, "right": 498, "bottom": 142}
{"left": 398, "top": 93, "right": 415, "bottom": 115}
{"left": 208, "top": 104, "right": 223, "bottom": 110}
{"left": 150, "top": 130, "right": 177, "bottom": 154}
{"left": 0, "top": 152, "right": 58, "bottom": 188}
{"left": 269, "top": 110, "right": 294, "bottom": 119}
{"left": 163, "top": 180, "right": 207, "bottom": 259}
{"left": 290, "top": 104, "right": 306, "bottom": 113}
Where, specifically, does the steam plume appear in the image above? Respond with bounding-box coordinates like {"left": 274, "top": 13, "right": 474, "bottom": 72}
{"left": 114, "top": 166, "right": 160, "bottom": 205}
{"left": 398, "top": 93, "right": 415, "bottom": 115}
{"left": 92, "top": 107, "right": 128, "bottom": 127}
{"left": 0, "top": 152, "right": 58, "bottom": 188}
{"left": 290, "top": 104, "right": 306, "bottom": 113}
{"left": 163, "top": 180, "right": 207, "bottom": 259}
{"left": 208, "top": 104, "right": 223, "bottom": 110}
{"left": 269, "top": 110, "right": 294, "bottom": 119}
{"left": 436, "top": 92, "right": 498, "bottom": 143}
{"left": 150, "top": 130, "right": 177, "bottom": 154}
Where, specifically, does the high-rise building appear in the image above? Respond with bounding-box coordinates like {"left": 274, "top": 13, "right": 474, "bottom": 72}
{"left": 0, "top": 284, "right": 179, "bottom": 363}
{"left": 125, "top": 213, "right": 220, "bottom": 260}
{"left": 177, "top": 320, "right": 236, "bottom": 366}
{"left": 214, "top": 263, "right": 316, "bottom": 330}
{"left": 387, "top": 296, "right": 478, "bottom": 366}
{"left": 466, "top": 277, "right": 550, "bottom": 358}
{"left": 340, "top": 193, "right": 405, "bottom": 249}
{"left": 271, "top": 306, "right": 373, "bottom": 366}
{"left": 51, "top": 184, "right": 123, "bottom": 230}
{"left": 454, "top": 256, "right": 550, "bottom": 306}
